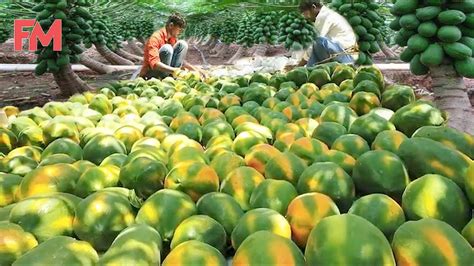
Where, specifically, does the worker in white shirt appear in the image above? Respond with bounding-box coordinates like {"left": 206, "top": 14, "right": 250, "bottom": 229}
{"left": 295, "top": 0, "right": 357, "bottom": 67}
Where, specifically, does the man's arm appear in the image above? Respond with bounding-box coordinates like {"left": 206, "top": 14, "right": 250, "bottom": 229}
{"left": 297, "top": 58, "right": 307, "bottom": 66}
{"left": 182, "top": 61, "right": 208, "bottom": 78}
{"left": 182, "top": 61, "right": 199, "bottom": 72}
{"left": 285, "top": 57, "right": 307, "bottom": 71}
{"left": 156, "top": 62, "right": 179, "bottom": 74}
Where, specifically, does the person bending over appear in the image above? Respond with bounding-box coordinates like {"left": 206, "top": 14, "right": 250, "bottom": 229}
{"left": 140, "top": 13, "right": 204, "bottom": 79}
{"left": 295, "top": 0, "right": 357, "bottom": 67}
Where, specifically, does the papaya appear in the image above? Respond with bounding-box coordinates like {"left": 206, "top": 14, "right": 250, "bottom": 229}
{"left": 438, "top": 10, "right": 466, "bottom": 25}
{"left": 420, "top": 43, "right": 444, "bottom": 67}
{"left": 398, "top": 137, "right": 471, "bottom": 189}
{"left": 454, "top": 57, "right": 474, "bottom": 78}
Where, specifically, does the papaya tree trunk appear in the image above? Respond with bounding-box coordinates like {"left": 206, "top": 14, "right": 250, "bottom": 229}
{"left": 468, "top": 88, "right": 474, "bottom": 107}
{"left": 253, "top": 44, "right": 268, "bottom": 57}
{"left": 195, "top": 36, "right": 204, "bottom": 45}
{"left": 210, "top": 41, "right": 224, "bottom": 54}
{"left": 95, "top": 44, "right": 134, "bottom": 65}
{"left": 137, "top": 36, "right": 146, "bottom": 45}
{"left": 79, "top": 54, "right": 114, "bottom": 74}
{"left": 198, "top": 36, "right": 208, "bottom": 46}
{"left": 127, "top": 39, "right": 144, "bottom": 56}
{"left": 206, "top": 37, "right": 219, "bottom": 51}
{"left": 116, "top": 48, "right": 143, "bottom": 64}
{"left": 191, "top": 44, "right": 209, "bottom": 66}
{"left": 201, "top": 35, "right": 213, "bottom": 47}
{"left": 392, "top": 44, "right": 402, "bottom": 54}
{"left": 430, "top": 64, "right": 474, "bottom": 135}
{"left": 53, "top": 63, "right": 92, "bottom": 96}
{"left": 203, "top": 37, "right": 217, "bottom": 49}
{"left": 226, "top": 46, "right": 246, "bottom": 65}
{"left": 211, "top": 44, "right": 229, "bottom": 58}
{"left": 379, "top": 41, "right": 397, "bottom": 59}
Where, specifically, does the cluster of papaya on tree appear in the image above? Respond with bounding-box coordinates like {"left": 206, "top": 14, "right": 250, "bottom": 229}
{"left": 186, "top": 10, "right": 317, "bottom": 51}
{"left": 391, "top": 0, "right": 474, "bottom": 78}
{"left": 184, "top": 19, "right": 208, "bottom": 41}
{"left": 80, "top": 15, "right": 139, "bottom": 66}
{"left": 116, "top": 17, "right": 155, "bottom": 44}
{"left": 250, "top": 11, "right": 280, "bottom": 46}
{"left": 329, "top": 0, "right": 387, "bottom": 65}
{"left": 0, "top": 19, "right": 10, "bottom": 44}
{"left": 277, "top": 11, "right": 319, "bottom": 50}
{"left": 32, "top": 0, "right": 91, "bottom": 77}
{"left": 236, "top": 12, "right": 260, "bottom": 48}
{"left": 83, "top": 16, "right": 119, "bottom": 51}
{"left": 219, "top": 14, "right": 239, "bottom": 45}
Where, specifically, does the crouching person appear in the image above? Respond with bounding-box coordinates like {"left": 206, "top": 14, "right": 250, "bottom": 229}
{"left": 297, "top": 0, "right": 357, "bottom": 67}
{"left": 139, "top": 13, "right": 204, "bottom": 79}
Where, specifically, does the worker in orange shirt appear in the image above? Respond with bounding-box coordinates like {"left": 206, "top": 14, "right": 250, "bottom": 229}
{"left": 140, "top": 13, "right": 205, "bottom": 79}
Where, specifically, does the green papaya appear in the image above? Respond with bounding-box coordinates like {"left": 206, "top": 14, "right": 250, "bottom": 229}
{"left": 417, "top": 21, "right": 438, "bottom": 38}
{"left": 443, "top": 42, "right": 473, "bottom": 60}
{"left": 438, "top": 10, "right": 467, "bottom": 25}
{"left": 399, "top": 14, "right": 420, "bottom": 30}
{"left": 454, "top": 57, "right": 474, "bottom": 78}
{"left": 56, "top": 55, "right": 70, "bottom": 67}
{"left": 464, "top": 13, "right": 474, "bottom": 29}
{"left": 393, "top": 0, "right": 418, "bottom": 15}
{"left": 437, "top": 26, "right": 462, "bottom": 43}
{"left": 410, "top": 54, "right": 429, "bottom": 76}
{"left": 389, "top": 17, "right": 401, "bottom": 31}
{"left": 420, "top": 43, "right": 444, "bottom": 67}
{"left": 398, "top": 137, "right": 471, "bottom": 189}
{"left": 407, "top": 34, "right": 430, "bottom": 53}
{"left": 400, "top": 48, "right": 416, "bottom": 63}
{"left": 412, "top": 126, "right": 474, "bottom": 159}
{"left": 460, "top": 25, "right": 474, "bottom": 38}
{"left": 35, "top": 60, "right": 48, "bottom": 76}
{"left": 460, "top": 36, "right": 474, "bottom": 54}
{"left": 449, "top": 2, "right": 474, "bottom": 13}
{"left": 415, "top": 6, "right": 442, "bottom": 21}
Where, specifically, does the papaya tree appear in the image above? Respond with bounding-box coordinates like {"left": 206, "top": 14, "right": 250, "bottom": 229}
{"left": 249, "top": 11, "right": 281, "bottom": 56}
{"left": 203, "top": 16, "right": 223, "bottom": 51}
{"left": 391, "top": 0, "right": 474, "bottom": 134}
{"left": 220, "top": 11, "right": 253, "bottom": 64}
{"left": 82, "top": 16, "right": 134, "bottom": 66}
{"left": 117, "top": 16, "right": 156, "bottom": 56}
{"left": 185, "top": 20, "right": 209, "bottom": 46}
{"left": 211, "top": 12, "right": 240, "bottom": 58}
{"left": 0, "top": 19, "right": 10, "bottom": 44}
{"left": 32, "top": 0, "right": 93, "bottom": 96}
{"left": 0, "top": 2, "right": 11, "bottom": 44}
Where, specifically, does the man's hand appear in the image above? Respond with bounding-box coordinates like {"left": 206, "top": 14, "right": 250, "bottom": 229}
{"left": 284, "top": 64, "right": 297, "bottom": 72}
{"left": 172, "top": 67, "right": 183, "bottom": 78}
{"left": 198, "top": 69, "right": 209, "bottom": 79}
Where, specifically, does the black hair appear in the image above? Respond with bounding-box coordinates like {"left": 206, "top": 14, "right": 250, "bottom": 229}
{"left": 299, "top": 0, "right": 322, "bottom": 11}
{"left": 167, "top": 13, "right": 186, "bottom": 28}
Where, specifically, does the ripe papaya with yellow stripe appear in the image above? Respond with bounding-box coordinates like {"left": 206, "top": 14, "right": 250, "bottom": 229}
{"left": 233, "top": 231, "right": 305, "bottom": 266}
{"left": 392, "top": 218, "right": 474, "bottom": 265}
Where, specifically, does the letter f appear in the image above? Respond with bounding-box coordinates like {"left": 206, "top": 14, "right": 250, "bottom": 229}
{"left": 14, "top": 19, "right": 35, "bottom": 51}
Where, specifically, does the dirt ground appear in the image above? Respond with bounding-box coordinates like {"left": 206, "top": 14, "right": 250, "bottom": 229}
{"left": 1, "top": 39, "right": 473, "bottom": 110}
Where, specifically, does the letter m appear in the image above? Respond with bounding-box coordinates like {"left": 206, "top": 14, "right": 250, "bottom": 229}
{"left": 14, "top": 19, "right": 62, "bottom": 52}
